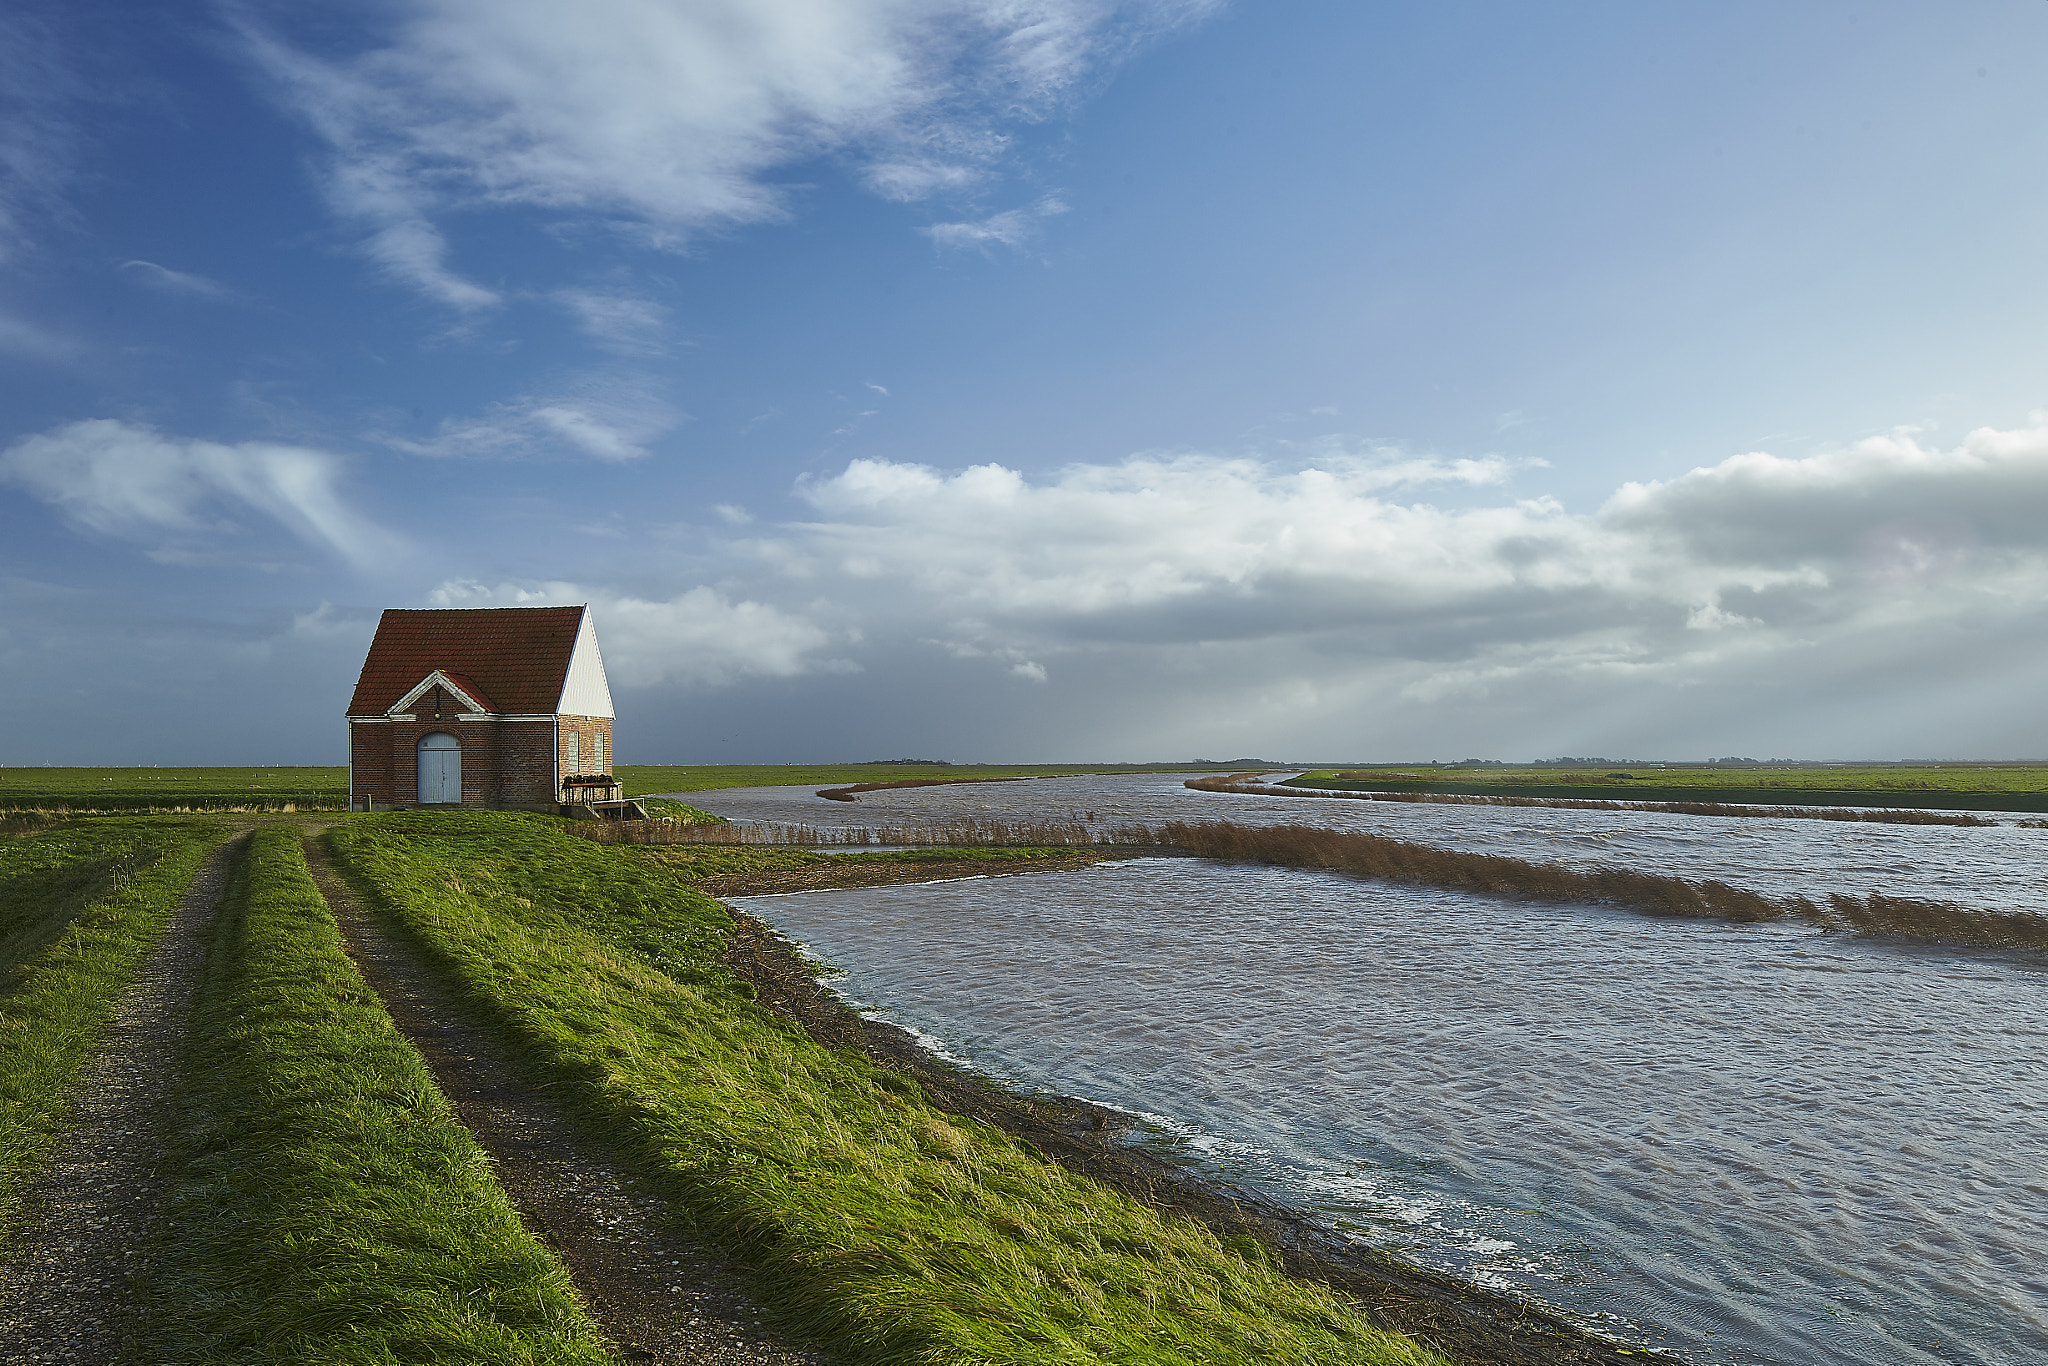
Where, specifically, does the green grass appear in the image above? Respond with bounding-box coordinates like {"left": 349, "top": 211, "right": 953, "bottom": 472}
{"left": 326, "top": 811, "right": 1447, "bottom": 1366}
{"left": 617, "top": 762, "right": 1219, "bottom": 796}
{"left": 1290, "top": 764, "right": 2048, "bottom": 811}
{"left": 137, "top": 824, "right": 610, "bottom": 1365}
{"left": 0, "top": 767, "right": 347, "bottom": 812}
{"left": 0, "top": 818, "right": 227, "bottom": 1243}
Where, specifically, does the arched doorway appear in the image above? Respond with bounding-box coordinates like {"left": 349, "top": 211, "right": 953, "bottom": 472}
{"left": 417, "top": 732, "right": 461, "bottom": 804}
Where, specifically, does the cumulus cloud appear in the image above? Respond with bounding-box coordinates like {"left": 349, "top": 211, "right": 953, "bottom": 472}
{"left": 748, "top": 423, "right": 2048, "bottom": 700}
{"left": 383, "top": 372, "right": 684, "bottom": 462}
{"left": 428, "top": 578, "right": 834, "bottom": 686}
{"left": 0, "top": 419, "right": 400, "bottom": 568}
{"left": 238, "top": 0, "right": 1215, "bottom": 303}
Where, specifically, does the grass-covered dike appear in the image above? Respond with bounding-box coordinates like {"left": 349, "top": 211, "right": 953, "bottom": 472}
{"left": 140, "top": 824, "right": 610, "bottom": 1363}
{"left": 0, "top": 817, "right": 226, "bottom": 1240}
{"left": 325, "top": 810, "right": 1452, "bottom": 1366}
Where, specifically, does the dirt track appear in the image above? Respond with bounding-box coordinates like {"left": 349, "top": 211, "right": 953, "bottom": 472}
{"left": 0, "top": 834, "right": 244, "bottom": 1365}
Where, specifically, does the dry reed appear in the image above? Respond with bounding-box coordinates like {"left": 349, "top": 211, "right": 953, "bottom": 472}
{"left": 1183, "top": 776, "right": 1998, "bottom": 827}
{"left": 578, "top": 810, "right": 2048, "bottom": 955}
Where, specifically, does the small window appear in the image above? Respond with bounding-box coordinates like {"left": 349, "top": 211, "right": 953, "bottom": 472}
{"left": 565, "top": 731, "right": 579, "bottom": 770}
{"left": 595, "top": 732, "right": 607, "bottom": 770}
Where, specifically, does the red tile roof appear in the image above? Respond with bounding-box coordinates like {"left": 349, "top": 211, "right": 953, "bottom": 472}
{"left": 348, "top": 607, "right": 586, "bottom": 716}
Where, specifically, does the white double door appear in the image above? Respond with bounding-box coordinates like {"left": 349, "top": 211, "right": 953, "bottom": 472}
{"left": 417, "top": 733, "right": 462, "bottom": 803}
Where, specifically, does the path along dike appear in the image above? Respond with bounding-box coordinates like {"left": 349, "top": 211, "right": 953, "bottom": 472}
{"left": 2, "top": 818, "right": 1679, "bottom": 1366}
{"left": 0, "top": 827, "right": 829, "bottom": 1366}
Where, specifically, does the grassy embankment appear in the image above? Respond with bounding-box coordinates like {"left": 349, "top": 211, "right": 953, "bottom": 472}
{"left": 0, "top": 767, "right": 347, "bottom": 813}
{"left": 326, "top": 811, "right": 1449, "bottom": 1366}
{"left": 0, "top": 817, "right": 226, "bottom": 1242}
{"left": 139, "top": 824, "right": 610, "bottom": 1364}
{"left": 1288, "top": 764, "right": 2048, "bottom": 812}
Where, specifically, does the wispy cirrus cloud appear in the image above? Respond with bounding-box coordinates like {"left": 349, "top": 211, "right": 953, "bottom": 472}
{"left": 381, "top": 371, "right": 684, "bottom": 462}
{"left": 118, "top": 259, "right": 231, "bottom": 299}
{"left": 924, "top": 193, "right": 1070, "bottom": 251}
{"left": 236, "top": 0, "right": 1218, "bottom": 304}
{"left": 0, "top": 418, "right": 401, "bottom": 568}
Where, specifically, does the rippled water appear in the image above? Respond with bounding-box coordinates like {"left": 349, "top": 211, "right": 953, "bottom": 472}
{"left": 691, "top": 772, "right": 2048, "bottom": 912}
{"left": 690, "top": 775, "right": 2048, "bottom": 1364}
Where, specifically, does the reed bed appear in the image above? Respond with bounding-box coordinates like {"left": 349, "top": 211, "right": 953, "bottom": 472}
{"left": 583, "top": 810, "right": 2048, "bottom": 955}
{"left": 815, "top": 775, "right": 1035, "bottom": 802}
{"left": 1127, "top": 819, "right": 2048, "bottom": 954}
{"left": 1184, "top": 776, "right": 1998, "bottom": 827}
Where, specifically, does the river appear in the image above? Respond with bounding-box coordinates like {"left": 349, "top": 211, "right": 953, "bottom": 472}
{"left": 686, "top": 773, "right": 2048, "bottom": 1365}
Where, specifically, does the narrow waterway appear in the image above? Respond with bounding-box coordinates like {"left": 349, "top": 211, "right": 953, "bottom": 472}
{"left": 692, "top": 775, "right": 2048, "bottom": 1365}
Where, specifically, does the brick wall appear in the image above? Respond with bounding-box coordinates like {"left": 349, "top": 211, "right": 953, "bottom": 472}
{"left": 347, "top": 685, "right": 563, "bottom": 810}
{"left": 555, "top": 715, "right": 614, "bottom": 783}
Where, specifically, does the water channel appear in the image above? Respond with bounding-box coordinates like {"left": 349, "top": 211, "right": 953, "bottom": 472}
{"left": 685, "top": 774, "right": 2048, "bottom": 1365}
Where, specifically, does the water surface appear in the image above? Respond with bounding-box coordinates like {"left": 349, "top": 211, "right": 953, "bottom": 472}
{"left": 694, "top": 775, "right": 2048, "bottom": 1364}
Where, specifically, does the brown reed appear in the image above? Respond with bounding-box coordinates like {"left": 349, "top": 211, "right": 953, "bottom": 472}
{"left": 815, "top": 776, "right": 1037, "bottom": 802}
{"left": 1183, "top": 776, "right": 1998, "bottom": 827}
{"left": 570, "top": 810, "right": 2048, "bottom": 955}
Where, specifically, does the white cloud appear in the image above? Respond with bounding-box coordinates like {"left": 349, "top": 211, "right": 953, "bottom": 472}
{"left": 239, "top": 0, "right": 1215, "bottom": 302}
{"left": 555, "top": 288, "right": 670, "bottom": 355}
{"left": 753, "top": 423, "right": 2048, "bottom": 702}
{"left": 384, "top": 372, "right": 684, "bottom": 462}
{"left": 924, "top": 193, "right": 1069, "bottom": 250}
{"left": 118, "top": 259, "right": 229, "bottom": 299}
{"left": 0, "top": 10, "right": 80, "bottom": 267}
{"left": 428, "top": 578, "right": 833, "bottom": 686}
{"left": 0, "top": 419, "right": 401, "bottom": 568}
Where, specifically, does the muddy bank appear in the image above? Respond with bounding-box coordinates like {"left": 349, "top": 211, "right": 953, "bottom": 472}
{"left": 721, "top": 906, "right": 1685, "bottom": 1366}
{"left": 686, "top": 851, "right": 1109, "bottom": 899}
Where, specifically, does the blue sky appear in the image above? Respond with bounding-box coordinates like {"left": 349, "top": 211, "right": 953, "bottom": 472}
{"left": 5, "top": 0, "right": 2048, "bottom": 765}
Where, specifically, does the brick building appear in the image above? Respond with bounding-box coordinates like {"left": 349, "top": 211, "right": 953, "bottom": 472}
{"left": 346, "top": 605, "right": 617, "bottom": 811}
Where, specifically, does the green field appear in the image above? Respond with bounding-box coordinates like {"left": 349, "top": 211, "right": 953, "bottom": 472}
{"left": 1288, "top": 764, "right": 2048, "bottom": 812}
{"left": 618, "top": 761, "right": 1223, "bottom": 795}
{"left": 0, "top": 768, "right": 348, "bottom": 812}
{"left": 0, "top": 762, "right": 1223, "bottom": 813}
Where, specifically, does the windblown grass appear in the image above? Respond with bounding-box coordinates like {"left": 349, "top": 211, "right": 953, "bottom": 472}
{"left": 1191, "top": 776, "right": 1998, "bottom": 826}
{"left": 138, "top": 825, "right": 609, "bottom": 1365}
{"left": 325, "top": 811, "right": 1449, "bottom": 1366}
{"left": 0, "top": 818, "right": 226, "bottom": 1243}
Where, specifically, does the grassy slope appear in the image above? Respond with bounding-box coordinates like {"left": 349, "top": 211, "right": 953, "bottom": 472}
{"left": 326, "top": 812, "right": 1446, "bottom": 1366}
{"left": 1291, "top": 764, "right": 2048, "bottom": 810}
{"left": 139, "top": 825, "right": 610, "bottom": 1365}
{"left": 0, "top": 767, "right": 347, "bottom": 812}
{"left": 0, "top": 818, "right": 226, "bottom": 1244}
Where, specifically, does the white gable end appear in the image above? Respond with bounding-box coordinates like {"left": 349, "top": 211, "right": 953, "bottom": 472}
{"left": 557, "top": 609, "right": 615, "bottom": 718}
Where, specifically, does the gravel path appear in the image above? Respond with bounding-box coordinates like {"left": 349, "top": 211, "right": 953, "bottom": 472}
{"left": 0, "top": 833, "right": 244, "bottom": 1365}
{"left": 301, "top": 836, "right": 832, "bottom": 1366}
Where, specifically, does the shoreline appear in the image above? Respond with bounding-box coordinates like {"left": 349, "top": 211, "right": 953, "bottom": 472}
{"left": 720, "top": 894, "right": 1687, "bottom": 1366}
